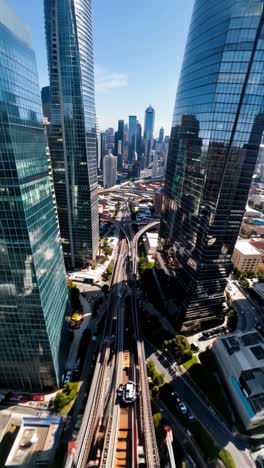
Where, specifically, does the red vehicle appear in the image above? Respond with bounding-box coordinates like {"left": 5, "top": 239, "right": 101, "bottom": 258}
{"left": 33, "top": 394, "right": 44, "bottom": 402}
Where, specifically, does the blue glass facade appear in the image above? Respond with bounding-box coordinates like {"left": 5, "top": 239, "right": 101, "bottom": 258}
{"left": 160, "top": 0, "right": 264, "bottom": 329}
{"left": 44, "top": 0, "right": 99, "bottom": 268}
{"left": 144, "top": 106, "right": 155, "bottom": 166}
{"left": 0, "top": 2, "right": 68, "bottom": 390}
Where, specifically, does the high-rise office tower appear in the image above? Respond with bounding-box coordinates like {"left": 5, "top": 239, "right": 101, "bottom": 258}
{"left": 117, "top": 140, "right": 123, "bottom": 171}
{"left": 160, "top": 0, "right": 264, "bottom": 330}
{"left": 105, "top": 127, "right": 115, "bottom": 153}
{"left": 136, "top": 121, "right": 143, "bottom": 158}
{"left": 158, "top": 127, "right": 164, "bottom": 144}
{"left": 114, "top": 120, "right": 124, "bottom": 156}
{"left": 41, "top": 86, "right": 51, "bottom": 123}
{"left": 44, "top": 0, "right": 99, "bottom": 268}
{"left": 144, "top": 105, "right": 155, "bottom": 166}
{"left": 96, "top": 119, "right": 101, "bottom": 172}
{"left": 114, "top": 131, "right": 119, "bottom": 156}
{"left": 128, "top": 116, "right": 137, "bottom": 164}
{"left": 0, "top": 1, "right": 69, "bottom": 390}
{"left": 103, "top": 154, "right": 117, "bottom": 188}
{"left": 100, "top": 132, "right": 106, "bottom": 171}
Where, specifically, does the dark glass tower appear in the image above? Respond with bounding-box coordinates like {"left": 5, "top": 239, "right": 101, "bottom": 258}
{"left": 0, "top": 1, "right": 69, "bottom": 390}
{"left": 128, "top": 115, "right": 137, "bottom": 164}
{"left": 160, "top": 0, "right": 264, "bottom": 330}
{"left": 114, "top": 119, "right": 124, "bottom": 156}
{"left": 44, "top": 0, "right": 99, "bottom": 268}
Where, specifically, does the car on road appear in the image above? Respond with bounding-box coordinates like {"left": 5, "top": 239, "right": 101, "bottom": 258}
{"left": 187, "top": 411, "right": 195, "bottom": 422}
{"left": 63, "top": 370, "right": 72, "bottom": 386}
{"left": 227, "top": 284, "right": 232, "bottom": 291}
{"left": 74, "top": 358, "right": 80, "bottom": 373}
{"left": 178, "top": 401, "right": 188, "bottom": 414}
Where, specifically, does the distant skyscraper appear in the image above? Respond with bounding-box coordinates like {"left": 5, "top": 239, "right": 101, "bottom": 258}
{"left": 158, "top": 127, "right": 164, "bottom": 144}
{"left": 160, "top": 0, "right": 264, "bottom": 330}
{"left": 114, "top": 131, "right": 119, "bottom": 156}
{"left": 0, "top": 1, "right": 69, "bottom": 390}
{"left": 44, "top": 0, "right": 99, "bottom": 268}
{"left": 105, "top": 127, "right": 115, "bottom": 153}
{"left": 128, "top": 115, "right": 137, "bottom": 164}
{"left": 41, "top": 86, "right": 50, "bottom": 122}
{"left": 117, "top": 140, "right": 123, "bottom": 170}
{"left": 144, "top": 105, "right": 155, "bottom": 166}
{"left": 103, "top": 154, "right": 117, "bottom": 188}
{"left": 136, "top": 121, "right": 143, "bottom": 157}
{"left": 100, "top": 132, "right": 106, "bottom": 171}
{"left": 114, "top": 120, "right": 124, "bottom": 156}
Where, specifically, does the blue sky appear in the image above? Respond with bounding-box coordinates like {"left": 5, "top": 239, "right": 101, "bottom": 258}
{"left": 8, "top": 0, "right": 194, "bottom": 136}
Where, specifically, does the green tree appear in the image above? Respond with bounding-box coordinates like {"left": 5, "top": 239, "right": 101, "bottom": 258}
{"left": 226, "top": 309, "right": 238, "bottom": 331}
{"left": 163, "top": 335, "right": 192, "bottom": 363}
{"left": 240, "top": 278, "right": 250, "bottom": 289}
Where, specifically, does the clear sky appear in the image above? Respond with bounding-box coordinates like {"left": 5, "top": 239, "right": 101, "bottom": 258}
{"left": 8, "top": 0, "right": 194, "bottom": 137}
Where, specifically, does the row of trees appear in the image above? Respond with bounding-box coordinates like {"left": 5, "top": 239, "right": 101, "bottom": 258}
{"left": 233, "top": 267, "right": 264, "bottom": 281}
{"left": 102, "top": 262, "right": 113, "bottom": 281}
{"left": 147, "top": 360, "right": 165, "bottom": 397}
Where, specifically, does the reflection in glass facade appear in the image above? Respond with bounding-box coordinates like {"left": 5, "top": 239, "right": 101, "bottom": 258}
{"left": 0, "top": 1, "right": 68, "bottom": 390}
{"left": 160, "top": 0, "right": 264, "bottom": 329}
{"left": 144, "top": 105, "right": 155, "bottom": 166}
{"left": 44, "top": 0, "right": 99, "bottom": 268}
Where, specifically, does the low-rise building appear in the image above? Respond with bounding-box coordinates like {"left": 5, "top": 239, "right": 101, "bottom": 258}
{"left": 144, "top": 232, "right": 159, "bottom": 256}
{"left": 231, "top": 240, "right": 262, "bottom": 272}
{"left": 5, "top": 416, "right": 62, "bottom": 467}
{"left": 212, "top": 331, "right": 264, "bottom": 430}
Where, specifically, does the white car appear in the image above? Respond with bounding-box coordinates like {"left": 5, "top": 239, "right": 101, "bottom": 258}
{"left": 63, "top": 370, "right": 72, "bottom": 386}
{"left": 178, "top": 402, "right": 188, "bottom": 414}
{"left": 227, "top": 284, "right": 232, "bottom": 291}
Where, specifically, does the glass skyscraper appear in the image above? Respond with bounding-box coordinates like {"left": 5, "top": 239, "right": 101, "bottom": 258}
{"left": 0, "top": 1, "right": 68, "bottom": 390}
{"left": 144, "top": 105, "right": 155, "bottom": 166}
{"left": 128, "top": 115, "right": 137, "bottom": 164}
{"left": 160, "top": 0, "right": 264, "bottom": 330}
{"left": 44, "top": 0, "right": 99, "bottom": 269}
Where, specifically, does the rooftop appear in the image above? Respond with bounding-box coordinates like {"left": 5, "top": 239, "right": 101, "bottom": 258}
{"left": 234, "top": 240, "right": 261, "bottom": 256}
{"left": 5, "top": 417, "right": 62, "bottom": 467}
{"left": 213, "top": 331, "right": 264, "bottom": 416}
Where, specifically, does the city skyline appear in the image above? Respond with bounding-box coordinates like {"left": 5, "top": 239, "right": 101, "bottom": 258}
{"left": 7, "top": 0, "right": 194, "bottom": 136}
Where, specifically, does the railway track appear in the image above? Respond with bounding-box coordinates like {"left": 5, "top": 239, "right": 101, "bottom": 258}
{"left": 72, "top": 218, "right": 160, "bottom": 468}
{"left": 73, "top": 239, "right": 127, "bottom": 468}
{"left": 131, "top": 231, "right": 160, "bottom": 468}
